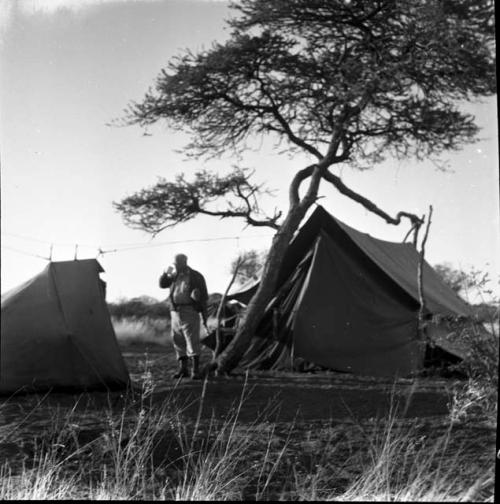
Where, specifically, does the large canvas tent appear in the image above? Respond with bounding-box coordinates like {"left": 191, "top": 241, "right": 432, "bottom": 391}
{"left": 1, "top": 259, "right": 130, "bottom": 394}
{"left": 217, "top": 206, "right": 472, "bottom": 377}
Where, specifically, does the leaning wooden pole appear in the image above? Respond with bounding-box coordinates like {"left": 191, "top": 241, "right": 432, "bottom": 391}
{"left": 214, "top": 256, "right": 244, "bottom": 359}
{"left": 417, "top": 205, "right": 433, "bottom": 346}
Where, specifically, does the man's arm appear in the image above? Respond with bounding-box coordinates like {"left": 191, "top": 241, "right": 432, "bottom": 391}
{"left": 191, "top": 270, "right": 208, "bottom": 315}
{"left": 199, "top": 275, "right": 209, "bottom": 324}
{"left": 159, "top": 272, "right": 174, "bottom": 289}
{"left": 192, "top": 271, "right": 208, "bottom": 304}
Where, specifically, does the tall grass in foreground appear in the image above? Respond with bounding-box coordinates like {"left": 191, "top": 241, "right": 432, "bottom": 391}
{"left": 335, "top": 410, "right": 493, "bottom": 502}
{"left": 0, "top": 372, "right": 286, "bottom": 500}
{"left": 293, "top": 420, "right": 493, "bottom": 502}
{"left": 0, "top": 369, "right": 495, "bottom": 501}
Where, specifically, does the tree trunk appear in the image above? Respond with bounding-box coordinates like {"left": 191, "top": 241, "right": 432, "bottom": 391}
{"left": 214, "top": 203, "right": 311, "bottom": 373}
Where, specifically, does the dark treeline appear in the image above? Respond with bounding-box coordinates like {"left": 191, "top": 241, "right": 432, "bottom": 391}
{"left": 107, "top": 293, "right": 224, "bottom": 320}
{"left": 107, "top": 296, "right": 170, "bottom": 320}
{"left": 107, "top": 296, "right": 497, "bottom": 324}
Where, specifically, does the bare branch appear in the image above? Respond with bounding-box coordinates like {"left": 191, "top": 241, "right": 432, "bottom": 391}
{"left": 322, "top": 169, "right": 424, "bottom": 228}
{"left": 214, "top": 256, "right": 245, "bottom": 359}
{"left": 194, "top": 205, "right": 281, "bottom": 230}
{"left": 417, "top": 205, "right": 434, "bottom": 344}
{"left": 252, "top": 73, "right": 324, "bottom": 160}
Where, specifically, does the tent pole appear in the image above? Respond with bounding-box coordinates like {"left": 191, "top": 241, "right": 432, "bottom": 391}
{"left": 215, "top": 256, "right": 244, "bottom": 359}
{"left": 417, "top": 205, "right": 433, "bottom": 354}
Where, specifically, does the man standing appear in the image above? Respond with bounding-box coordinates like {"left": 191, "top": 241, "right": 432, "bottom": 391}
{"left": 159, "top": 253, "right": 208, "bottom": 379}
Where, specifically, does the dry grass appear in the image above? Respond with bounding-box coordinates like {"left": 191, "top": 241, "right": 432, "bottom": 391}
{"left": 112, "top": 316, "right": 171, "bottom": 346}
{"left": 334, "top": 416, "right": 491, "bottom": 502}
{"left": 7, "top": 299, "right": 486, "bottom": 500}
{"left": 112, "top": 315, "right": 221, "bottom": 346}
{"left": 0, "top": 363, "right": 495, "bottom": 502}
{"left": 445, "top": 317, "right": 499, "bottom": 427}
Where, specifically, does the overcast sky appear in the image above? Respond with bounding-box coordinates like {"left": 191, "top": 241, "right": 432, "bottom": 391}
{"left": 1, "top": 0, "right": 499, "bottom": 303}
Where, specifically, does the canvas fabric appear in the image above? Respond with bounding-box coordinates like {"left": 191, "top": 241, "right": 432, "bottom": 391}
{"left": 291, "top": 233, "right": 423, "bottom": 376}
{"left": 225, "top": 206, "right": 472, "bottom": 377}
{"left": 0, "top": 259, "right": 130, "bottom": 394}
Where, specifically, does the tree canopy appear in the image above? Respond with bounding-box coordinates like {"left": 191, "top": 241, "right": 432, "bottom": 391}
{"left": 230, "top": 249, "right": 267, "bottom": 285}
{"left": 434, "top": 263, "right": 476, "bottom": 295}
{"left": 123, "top": 0, "right": 494, "bottom": 163}
{"left": 116, "top": 0, "right": 494, "bottom": 234}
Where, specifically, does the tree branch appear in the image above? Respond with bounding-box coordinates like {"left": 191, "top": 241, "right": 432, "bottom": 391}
{"left": 114, "top": 167, "right": 282, "bottom": 234}
{"left": 322, "top": 169, "right": 424, "bottom": 228}
{"left": 194, "top": 205, "right": 281, "bottom": 230}
{"left": 289, "top": 164, "right": 316, "bottom": 207}
{"left": 214, "top": 256, "right": 244, "bottom": 359}
{"left": 417, "top": 205, "right": 433, "bottom": 345}
{"left": 252, "top": 72, "right": 325, "bottom": 160}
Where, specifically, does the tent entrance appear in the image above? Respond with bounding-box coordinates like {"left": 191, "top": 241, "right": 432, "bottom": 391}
{"left": 238, "top": 249, "right": 315, "bottom": 370}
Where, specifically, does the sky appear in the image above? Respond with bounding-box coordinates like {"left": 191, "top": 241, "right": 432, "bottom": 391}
{"left": 1, "top": 0, "right": 499, "bottom": 304}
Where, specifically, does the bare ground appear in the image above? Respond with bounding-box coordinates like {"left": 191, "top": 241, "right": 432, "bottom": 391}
{"left": 0, "top": 342, "right": 496, "bottom": 499}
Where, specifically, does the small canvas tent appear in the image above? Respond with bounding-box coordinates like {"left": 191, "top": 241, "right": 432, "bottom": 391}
{"left": 218, "top": 206, "right": 472, "bottom": 377}
{"left": 1, "top": 259, "right": 130, "bottom": 394}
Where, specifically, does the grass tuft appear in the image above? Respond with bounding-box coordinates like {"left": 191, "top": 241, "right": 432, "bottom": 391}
{"left": 0, "top": 357, "right": 495, "bottom": 501}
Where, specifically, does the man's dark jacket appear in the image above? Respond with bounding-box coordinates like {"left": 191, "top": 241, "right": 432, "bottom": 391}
{"left": 159, "top": 267, "right": 208, "bottom": 317}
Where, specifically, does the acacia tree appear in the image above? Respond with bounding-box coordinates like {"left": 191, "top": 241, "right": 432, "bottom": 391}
{"left": 114, "top": 0, "right": 495, "bottom": 373}
{"left": 434, "top": 263, "right": 476, "bottom": 295}
{"left": 230, "top": 249, "right": 267, "bottom": 285}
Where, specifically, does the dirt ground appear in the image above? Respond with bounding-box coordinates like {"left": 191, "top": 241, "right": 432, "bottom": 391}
{"left": 118, "top": 343, "right": 457, "bottom": 423}
{"left": 0, "top": 342, "right": 477, "bottom": 428}
{"left": 0, "top": 341, "right": 495, "bottom": 496}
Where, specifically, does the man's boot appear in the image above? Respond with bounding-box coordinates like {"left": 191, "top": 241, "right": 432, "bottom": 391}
{"left": 173, "top": 356, "right": 189, "bottom": 379}
{"left": 190, "top": 355, "right": 201, "bottom": 380}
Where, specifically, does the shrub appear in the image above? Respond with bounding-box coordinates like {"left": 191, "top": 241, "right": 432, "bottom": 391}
{"left": 108, "top": 297, "right": 170, "bottom": 320}
{"left": 440, "top": 268, "right": 499, "bottom": 425}
{"left": 112, "top": 316, "right": 170, "bottom": 345}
